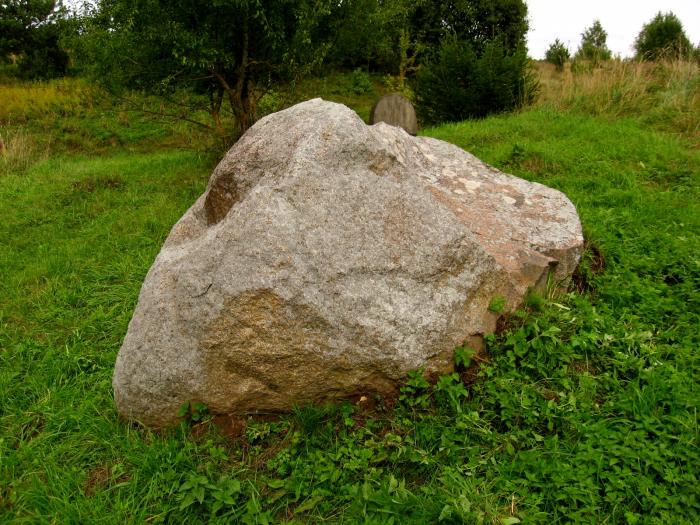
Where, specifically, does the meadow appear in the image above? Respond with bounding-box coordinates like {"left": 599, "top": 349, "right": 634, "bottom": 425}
{"left": 1, "top": 61, "right": 698, "bottom": 523}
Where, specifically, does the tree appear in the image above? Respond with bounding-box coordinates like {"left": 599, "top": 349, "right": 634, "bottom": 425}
{"left": 413, "top": 35, "right": 537, "bottom": 124}
{"left": 410, "top": 0, "right": 529, "bottom": 54}
{"left": 634, "top": 12, "right": 692, "bottom": 61}
{"left": 76, "top": 0, "right": 337, "bottom": 138}
{"left": 575, "top": 19, "right": 612, "bottom": 63}
{"left": 0, "top": 0, "right": 69, "bottom": 78}
{"left": 328, "top": 0, "right": 427, "bottom": 80}
{"left": 545, "top": 39, "right": 570, "bottom": 71}
{"left": 410, "top": 0, "right": 534, "bottom": 124}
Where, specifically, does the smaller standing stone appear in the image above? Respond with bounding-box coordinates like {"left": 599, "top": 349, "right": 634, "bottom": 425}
{"left": 370, "top": 93, "right": 418, "bottom": 135}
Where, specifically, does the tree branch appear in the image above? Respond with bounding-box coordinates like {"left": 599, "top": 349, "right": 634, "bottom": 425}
{"left": 111, "top": 94, "right": 215, "bottom": 131}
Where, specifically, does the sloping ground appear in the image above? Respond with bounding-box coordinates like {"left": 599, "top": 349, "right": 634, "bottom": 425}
{"left": 1, "top": 108, "right": 698, "bottom": 523}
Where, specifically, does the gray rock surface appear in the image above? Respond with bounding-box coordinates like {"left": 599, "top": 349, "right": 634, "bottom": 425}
{"left": 370, "top": 93, "right": 418, "bottom": 135}
{"left": 113, "top": 98, "right": 584, "bottom": 427}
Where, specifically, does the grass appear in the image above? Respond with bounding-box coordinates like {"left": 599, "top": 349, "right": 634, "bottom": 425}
{"left": 1, "top": 67, "right": 699, "bottom": 523}
{"left": 0, "top": 70, "right": 387, "bottom": 171}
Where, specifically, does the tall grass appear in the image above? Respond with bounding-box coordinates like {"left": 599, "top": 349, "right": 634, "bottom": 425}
{"left": 0, "top": 78, "right": 96, "bottom": 124}
{"left": 536, "top": 59, "right": 700, "bottom": 145}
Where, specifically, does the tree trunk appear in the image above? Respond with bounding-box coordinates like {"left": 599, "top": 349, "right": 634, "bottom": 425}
{"left": 229, "top": 12, "right": 254, "bottom": 135}
{"left": 211, "top": 12, "right": 259, "bottom": 139}
{"left": 210, "top": 87, "right": 225, "bottom": 137}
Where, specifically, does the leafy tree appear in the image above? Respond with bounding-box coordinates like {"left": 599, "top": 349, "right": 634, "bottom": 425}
{"left": 545, "top": 39, "right": 570, "bottom": 71}
{"left": 410, "top": 0, "right": 528, "bottom": 54}
{"left": 76, "top": 0, "right": 337, "bottom": 138}
{"left": 575, "top": 19, "right": 612, "bottom": 64}
{"left": 0, "top": 0, "right": 69, "bottom": 78}
{"left": 413, "top": 35, "right": 537, "bottom": 125}
{"left": 634, "top": 12, "right": 692, "bottom": 61}
{"left": 330, "top": 0, "right": 529, "bottom": 75}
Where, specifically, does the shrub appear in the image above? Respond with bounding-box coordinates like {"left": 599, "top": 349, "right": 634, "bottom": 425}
{"left": 545, "top": 39, "right": 570, "bottom": 71}
{"left": 413, "top": 35, "right": 538, "bottom": 125}
{"left": 347, "top": 68, "right": 372, "bottom": 95}
{"left": 634, "top": 12, "right": 692, "bottom": 61}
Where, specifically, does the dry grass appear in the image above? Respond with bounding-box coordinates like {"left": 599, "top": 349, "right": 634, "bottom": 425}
{"left": 0, "top": 127, "right": 50, "bottom": 176}
{"left": 535, "top": 59, "right": 700, "bottom": 145}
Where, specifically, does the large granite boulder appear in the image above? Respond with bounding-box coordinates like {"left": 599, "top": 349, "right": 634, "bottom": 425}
{"left": 113, "top": 99, "right": 583, "bottom": 427}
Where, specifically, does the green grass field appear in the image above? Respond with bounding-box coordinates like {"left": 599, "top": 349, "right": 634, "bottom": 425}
{"left": 1, "top": 68, "right": 699, "bottom": 523}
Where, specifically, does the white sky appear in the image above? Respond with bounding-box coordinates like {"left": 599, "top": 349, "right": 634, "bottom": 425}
{"left": 527, "top": 0, "right": 700, "bottom": 59}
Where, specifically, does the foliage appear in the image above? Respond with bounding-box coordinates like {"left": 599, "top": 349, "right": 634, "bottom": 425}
{"left": 634, "top": 11, "right": 693, "bottom": 61}
{"left": 347, "top": 68, "right": 373, "bottom": 95}
{"left": 329, "top": 0, "right": 529, "bottom": 81}
{"left": 0, "top": 0, "right": 69, "bottom": 79}
{"left": 74, "top": 0, "right": 337, "bottom": 138}
{"left": 410, "top": 0, "right": 529, "bottom": 54}
{"left": 488, "top": 296, "right": 507, "bottom": 314}
{"left": 575, "top": 19, "right": 612, "bottom": 64}
{"left": 545, "top": 39, "right": 570, "bottom": 71}
{"left": 328, "top": 0, "right": 420, "bottom": 73}
{"left": 63, "top": 0, "right": 532, "bottom": 138}
{"left": 414, "top": 35, "right": 537, "bottom": 124}
{"left": 178, "top": 401, "right": 210, "bottom": 424}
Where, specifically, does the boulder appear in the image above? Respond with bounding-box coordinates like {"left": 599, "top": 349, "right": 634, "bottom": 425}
{"left": 370, "top": 93, "right": 418, "bottom": 135}
{"left": 113, "top": 99, "right": 583, "bottom": 427}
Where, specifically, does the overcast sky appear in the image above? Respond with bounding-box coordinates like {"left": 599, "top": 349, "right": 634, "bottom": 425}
{"left": 527, "top": 0, "right": 700, "bottom": 59}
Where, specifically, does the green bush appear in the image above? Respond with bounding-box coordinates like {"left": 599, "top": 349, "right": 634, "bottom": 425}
{"left": 634, "top": 12, "right": 692, "bottom": 61}
{"left": 545, "top": 39, "right": 570, "bottom": 71}
{"left": 413, "top": 36, "right": 537, "bottom": 125}
{"left": 347, "top": 68, "right": 372, "bottom": 95}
